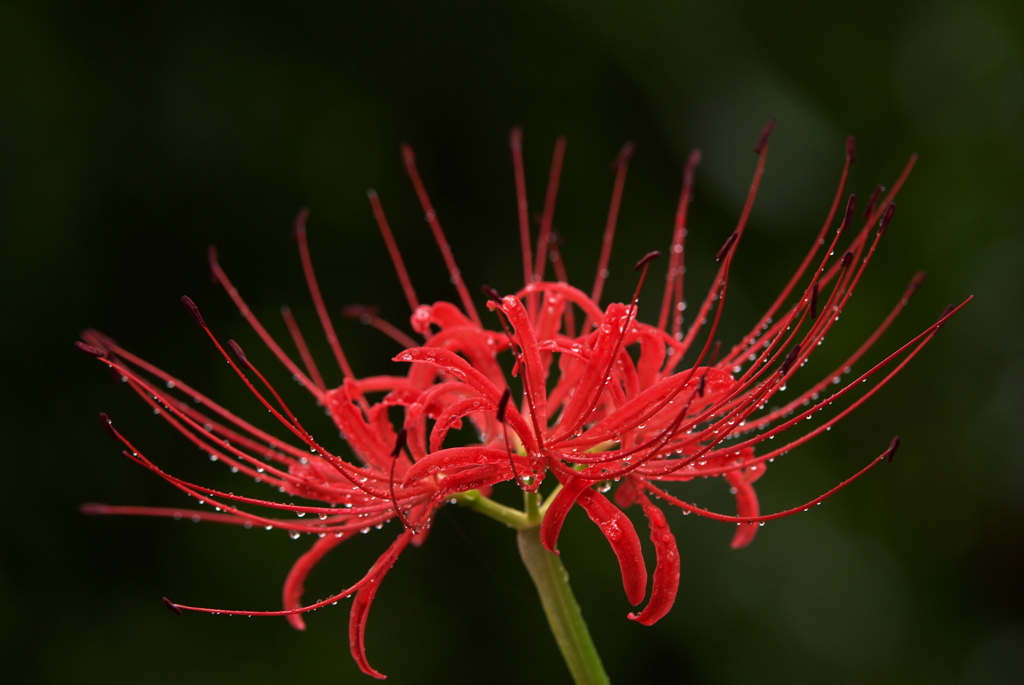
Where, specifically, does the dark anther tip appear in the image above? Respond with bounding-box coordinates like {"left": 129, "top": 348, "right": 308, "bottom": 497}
{"left": 75, "top": 341, "right": 106, "bottom": 357}
{"left": 162, "top": 597, "right": 183, "bottom": 616}
{"left": 841, "top": 251, "right": 854, "bottom": 268}
{"left": 207, "top": 246, "right": 220, "bottom": 283}
{"left": 879, "top": 202, "right": 897, "bottom": 233}
{"left": 696, "top": 375, "right": 707, "bottom": 398}
{"left": 842, "top": 194, "right": 857, "bottom": 231}
{"left": 634, "top": 250, "right": 661, "bottom": 271}
{"left": 99, "top": 413, "right": 121, "bottom": 441}
{"left": 686, "top": 149, "right": 702, "bottom": 171}
{"left": 936, "top": 304, "right": 956, "bottom": 326}
{"left": 482, "top": 285, "right": 503, "bottom": 303}
{"left": 496, "top": 387, "right": 513, "bottom": 423}
{"left": 391, "top": 428, "right": 408, "bottom": 458}
{"left": 715, "top": 232, "right": 739, "bottom": 262}
{"left": 846, "top": 136, "right": 856, "bottom": 164}
{"left": 342, "top": 304, "right": 378, "bottom": 319}
{"left": 754, "top": 119, "right": 777, "bottom": 155}
{"left": 885, "top": 435, "right": 901, "bottom": 463}
{"left": 810, "top": 281, "right": 820, "bottom": 320}
{"left": 907, "top": 272, "right": 927, "bottom": 298}
{"left": 98, "top": 412, "right": 120, "bottom": 441}
{"left": 181, "top": 296, "right": 207, "bottom": 330}
{"left": 227, "top": 340, "right": 251, "bottom": 370}
{"left": 401, "top": 143, "right": 416, "bottom": 166}
{"left": 864, "top": 184, "right": 885, "bottom": 218}
{"left": 780, "top": 345, "right": 801, "bottom": 375}
{"left": 614, "top": 142, "right": 636, "bottom": 170}
{"left": 291, "top": 208, "right": 310, "bottom": 239}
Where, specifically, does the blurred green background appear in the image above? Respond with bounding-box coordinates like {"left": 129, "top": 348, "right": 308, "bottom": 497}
{"left": 2, "top": 1, "right": 1022, "bottom": 683}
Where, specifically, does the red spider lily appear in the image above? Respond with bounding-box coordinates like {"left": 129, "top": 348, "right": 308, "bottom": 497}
{"left": 81, "top": 123, "right": 968, "bottom": 679}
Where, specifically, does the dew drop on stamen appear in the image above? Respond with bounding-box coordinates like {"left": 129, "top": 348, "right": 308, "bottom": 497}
{"left": 289, "top": 531, "right": 301, "bottom": 539}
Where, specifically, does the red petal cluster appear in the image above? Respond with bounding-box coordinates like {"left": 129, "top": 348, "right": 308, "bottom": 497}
{"left": 82, "top": 125, "right": 967, "bottom": 679}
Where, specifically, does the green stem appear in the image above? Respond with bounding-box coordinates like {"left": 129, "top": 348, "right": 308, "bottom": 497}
{"left": 452, "top": 489, "right": 610, "bottom": 683}
{"left": 517, "top": 524, "right": 611, "bottom": 685}
{"left": 452, "top": 489, "right": 529, "bottom": 528}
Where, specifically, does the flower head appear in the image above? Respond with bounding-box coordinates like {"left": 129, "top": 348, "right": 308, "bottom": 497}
{"left": 81, "top": 123, "right": 967, "bottom": 678}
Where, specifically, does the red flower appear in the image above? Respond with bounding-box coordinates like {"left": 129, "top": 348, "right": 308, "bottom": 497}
{"left": 81, "top": 123, "right": 967, "bottom": 678}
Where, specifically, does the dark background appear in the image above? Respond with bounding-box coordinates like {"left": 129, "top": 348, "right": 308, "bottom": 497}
{"left": 2, "top": 1, "right": 1022, "bottom": 683}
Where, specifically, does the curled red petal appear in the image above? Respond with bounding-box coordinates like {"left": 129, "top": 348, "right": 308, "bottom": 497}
{"left": 628, "top": 492, "right": 679, "bottom": 625}
{"left": 550, "top": 303, "right": 632, "bottom": 442}
{"left": 540, "top": 475, "right": 591, "bottom": 552}
{"left": 614, "top": 478, "right": 638, "bottom": 509}
{"left": 497, "top": 295, "right": 550, "bottom": 432}
{"left": 403, "top": 446, "right": 531, "bottom": 486}
{"left": 435, "top": 464, "right": 520, "bottom": 497}
{"left": 282, "top": 532, "right": 351, "bottom": 631}
{"left": 577, "top": 489, "right": 648, "bottom": 606}
{"left": 725, "top": 469, "right": 760, "bottom": 549}
{"left": 395, "top": 347, "right": 538, "bottom": 454}
{"left": 349, "top": 530, "right": 414, "bottom": 679}
{"left": 325, "top": 384, "right": 391, "bottom": 465}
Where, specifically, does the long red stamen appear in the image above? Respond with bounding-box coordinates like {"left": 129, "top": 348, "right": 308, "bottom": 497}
{"left": 293, "top": 209, "right": 358, "bottom": 383}
{"left": 402, "top": 144, "right": 482, "bottom": 326}
{"left": 510, "top": 128, "right": 534, "bottom": 291}
{"left": 280, "top": 306, "right": 327, "bottom": 392}
{"left": 658, "top": 149, "right": 700, "bottom": 336}
{"left": 342, "top": 305, "right": 418, "bottom": 349}
{"left": 533, "top": 136, "right": 568, "bottom": 284}
{"left": 208, "top": 247, "right": 325, "bottom": 402}
{"left": 590, "top": 142, "right": 635, "bottom": 306}
{"left": 644, "top": 435, "right": 901, "bottom": 524}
